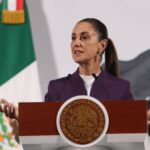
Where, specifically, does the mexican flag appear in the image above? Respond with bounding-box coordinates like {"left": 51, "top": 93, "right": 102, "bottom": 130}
{"left": 0, "top": 0, "right": 42, "bottom": 149}
{"left": 2, "top": 0, "right": 25, "bottom": 24}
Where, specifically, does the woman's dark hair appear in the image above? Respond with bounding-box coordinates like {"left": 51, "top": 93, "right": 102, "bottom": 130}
{"left": 78, "top": 18, "right": 119, "bottom": 77}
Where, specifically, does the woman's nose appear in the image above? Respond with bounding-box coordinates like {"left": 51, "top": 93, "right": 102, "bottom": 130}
{"left": 73, "top": 38, "right": 82, "bottom": 46}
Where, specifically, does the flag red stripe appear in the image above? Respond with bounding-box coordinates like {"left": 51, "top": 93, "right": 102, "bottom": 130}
{"left": 17, "top": 0, "right": 24, "bottom": 10}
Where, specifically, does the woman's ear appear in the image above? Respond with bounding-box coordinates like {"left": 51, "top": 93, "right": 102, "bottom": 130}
{"left": 98, "top": 39, "right": 108, "bottom": 53}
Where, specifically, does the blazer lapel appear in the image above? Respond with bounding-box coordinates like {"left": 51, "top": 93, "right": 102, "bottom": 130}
{"left": 70, "top": 69, "right": 110, "bottom": 100}
{"left": 90, "top": 71, "right": 109, "bottom": 100}
{"left": 70, "top": 69, "right": 87, "bottom": 96}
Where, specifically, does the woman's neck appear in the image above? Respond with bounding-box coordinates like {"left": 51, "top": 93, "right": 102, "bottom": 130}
{"left": 79, "top": 62, "right": 101, "bottom": 75}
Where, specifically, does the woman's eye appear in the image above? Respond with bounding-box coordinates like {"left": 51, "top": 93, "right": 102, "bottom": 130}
{"left": 72, "top": 36, "right": 76, "bottom": 41}
{"left": 80, "top": 36, "right": 89, "bottom": 41}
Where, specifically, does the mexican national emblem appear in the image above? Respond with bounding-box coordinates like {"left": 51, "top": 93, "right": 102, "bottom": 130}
{"left": 57, "top": 96, "right": 109, "bottom": 147}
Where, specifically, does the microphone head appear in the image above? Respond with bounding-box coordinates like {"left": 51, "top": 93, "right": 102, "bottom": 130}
{"left": 92, "top": 73, "right": 98, "bottom": 80}
{"left": 67, "top": 74, "right": 72, "bottom": 80}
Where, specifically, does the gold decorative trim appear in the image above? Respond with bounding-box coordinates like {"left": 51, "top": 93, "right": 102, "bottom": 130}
{"left": 2, "top": 10, "right": 25, "bottom": 24}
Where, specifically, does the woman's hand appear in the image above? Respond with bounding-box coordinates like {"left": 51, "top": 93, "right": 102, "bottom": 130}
{"left": 0, "top": 99, "right": 19, "bottom": 120}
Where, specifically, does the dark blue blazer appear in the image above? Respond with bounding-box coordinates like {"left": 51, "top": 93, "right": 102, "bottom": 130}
{"left": 45, "top": 69, "right": 133, "bottom": 102}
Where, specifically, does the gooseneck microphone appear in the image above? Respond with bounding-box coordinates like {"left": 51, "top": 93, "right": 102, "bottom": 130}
{"left": 92, "top": 73, "right": 111, "bottom": 99}
{"left": 57, "top": 74, "right": 71, "bottom": 100}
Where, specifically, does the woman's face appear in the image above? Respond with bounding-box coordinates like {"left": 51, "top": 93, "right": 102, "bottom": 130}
{"left": 71, "top": 22, "right": 106, "bottom": 64}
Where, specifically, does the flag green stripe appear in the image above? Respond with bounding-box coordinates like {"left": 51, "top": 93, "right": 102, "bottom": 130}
{"left": 0, "top": 1, "right": 36, "bottom": 85}
{"left": 2, "top": 0, "right": 8, "bottom": 9}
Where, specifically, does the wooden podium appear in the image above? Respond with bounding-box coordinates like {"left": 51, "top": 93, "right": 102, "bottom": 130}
{"left": 19, "top": 100, "right": 148, "bottom": 150}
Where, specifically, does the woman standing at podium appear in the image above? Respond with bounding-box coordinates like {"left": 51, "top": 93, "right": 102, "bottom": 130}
{"left": 0, "top": 18, "right": 149, "bottom": 150}
{"left": 1, "top": 18, "right": 134, "bottom": 117}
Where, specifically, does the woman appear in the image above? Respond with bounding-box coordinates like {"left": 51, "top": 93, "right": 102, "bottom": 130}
{"left": 0, "top": 18, "right": 138, "bottom": 118}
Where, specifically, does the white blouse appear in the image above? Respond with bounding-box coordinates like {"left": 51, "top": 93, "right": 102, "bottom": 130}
{"left": 80, "top": 72, "right": 100, "bottom": 96}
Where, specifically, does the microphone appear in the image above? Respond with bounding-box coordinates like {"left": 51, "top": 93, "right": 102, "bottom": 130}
{"left": 57, "top": 74, "right": 71, "bottom": 100}
{"left": 92, "top": 73, "right": 111, "bottom": 99}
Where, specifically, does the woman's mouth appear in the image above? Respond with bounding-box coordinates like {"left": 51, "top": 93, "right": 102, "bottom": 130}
{"left": 74, "top": 50, "right": 84, "bottom": 54}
